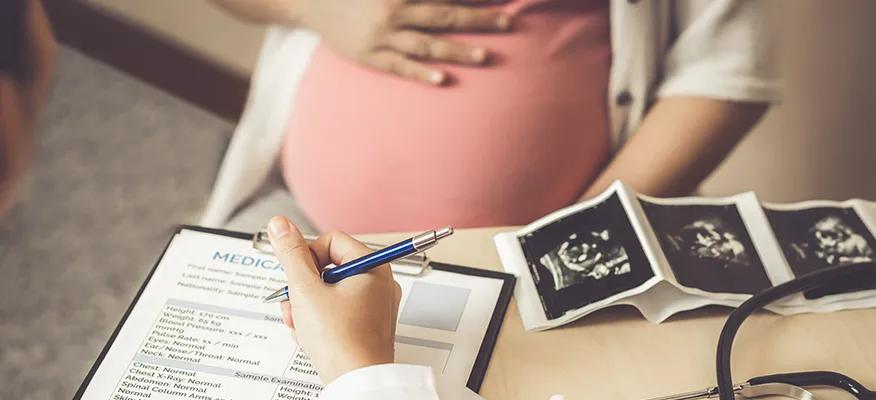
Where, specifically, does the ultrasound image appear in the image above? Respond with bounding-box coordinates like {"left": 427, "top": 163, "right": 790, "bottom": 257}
{"left": 641, "top": 201, "right": 772, "bottom": 295}
{"left": 539, "top": 230, "right": 632, "bottom": 291}
{"left": 765, "top": 206, "right": 876, "bottom": 298}
{"left": 519, "top": 193, "right": 653, "bottom": 320}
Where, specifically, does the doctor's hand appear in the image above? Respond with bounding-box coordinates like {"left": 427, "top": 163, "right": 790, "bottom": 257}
{"left": 298, "top": 0, "right": 512, "bottom": 85}
{"left": 266, "top": 216, "right": 402, "bottom": 383}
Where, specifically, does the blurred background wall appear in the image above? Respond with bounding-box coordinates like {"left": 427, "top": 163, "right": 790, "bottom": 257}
{"left": 86, "top": 0, "right": 265, "bottom": 76}
{"left": 702, "top": 0, "right": 876, "bottom": 201}
{"left": 84, "top": 0, "right": 876, "bottom": 201}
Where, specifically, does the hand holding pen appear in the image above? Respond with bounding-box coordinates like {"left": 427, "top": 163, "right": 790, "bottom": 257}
{"left": 264, "top": 223, "right": 454, "bottom": 303}
{"left": 264, "top": 216, "right": 453, "bottom": 383}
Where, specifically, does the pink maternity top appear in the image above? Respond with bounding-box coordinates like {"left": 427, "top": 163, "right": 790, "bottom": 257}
{"left": 282, "top": 0, "right": 611, "bottom": 233}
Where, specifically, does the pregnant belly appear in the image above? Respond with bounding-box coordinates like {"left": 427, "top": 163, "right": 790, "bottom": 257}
{"left": 284, "top": 0, "right": 611, "bottom": 233}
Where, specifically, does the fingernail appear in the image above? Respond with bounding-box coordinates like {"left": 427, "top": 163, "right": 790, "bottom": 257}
{"left": 268, "top": 216, "right": 292, "bottom": 239}
{"left": 471, "top": 48, "right": 487, "bottom": 64}
{"left": 429, "top": 71, "right": 445, "bottom": 85}
{"left": 497, "top": 14, "right": 512, "bottom": 30}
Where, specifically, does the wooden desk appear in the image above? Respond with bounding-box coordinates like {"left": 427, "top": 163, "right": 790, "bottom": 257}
{"left": 361, "top": 227, "right": 876, "bottom": 400}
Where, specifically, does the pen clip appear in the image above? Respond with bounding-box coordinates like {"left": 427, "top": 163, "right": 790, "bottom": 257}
{"left": 252, "top": 228, "right": 431, "bottom": 277}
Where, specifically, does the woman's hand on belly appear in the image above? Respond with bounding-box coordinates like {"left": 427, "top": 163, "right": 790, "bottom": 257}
{"left": 294, "top": 0, "right": 512, "bottom": 85}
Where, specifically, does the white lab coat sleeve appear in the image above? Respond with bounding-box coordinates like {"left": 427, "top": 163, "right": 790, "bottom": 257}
{"left": 319, "top": 364, "right": 571, "bottom": 400}
{"left": 319, "top": 364, "right": 484, "bottom": 400}
{"left": 657, "top": 0, "right": 780, "bottom": 102}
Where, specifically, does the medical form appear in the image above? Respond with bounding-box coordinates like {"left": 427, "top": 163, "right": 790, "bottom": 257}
{"left": 75, "top": 227, "right": 514, "bottom": 399}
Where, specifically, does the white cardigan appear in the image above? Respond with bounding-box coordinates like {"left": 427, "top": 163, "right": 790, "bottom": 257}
{"left": 200, "top": 0, "right": 779, "bottom": 228}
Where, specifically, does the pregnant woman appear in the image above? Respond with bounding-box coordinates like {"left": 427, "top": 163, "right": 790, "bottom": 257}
{"left": 288, "top": 0, "right": 612, "bottom": 232}
{"left": 205, "top": 0, "right": 778, "bottom": 234}
{"left": 204, "top": 1, "right": 779, "bottom": 397}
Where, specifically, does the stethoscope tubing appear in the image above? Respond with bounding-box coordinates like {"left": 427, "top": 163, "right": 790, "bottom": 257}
{"left": 715, "top": 262, "right": 876, "bottom": 400}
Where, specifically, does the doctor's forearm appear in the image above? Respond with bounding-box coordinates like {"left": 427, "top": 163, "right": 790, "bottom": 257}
{"left": 582, "top": 97, "right": 768, "bottom": 199}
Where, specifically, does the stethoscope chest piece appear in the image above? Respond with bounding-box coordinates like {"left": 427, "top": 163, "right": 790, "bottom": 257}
{"left": 737, "top": 383, "right": 815, "bottom": 400}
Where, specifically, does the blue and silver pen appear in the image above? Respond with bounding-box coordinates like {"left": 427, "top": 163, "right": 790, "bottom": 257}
{"left": 262, "top": 227, "right": 454, "bottom": 303}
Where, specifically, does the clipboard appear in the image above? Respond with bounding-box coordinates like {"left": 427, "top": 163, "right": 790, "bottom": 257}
{"left": 73, "top": 225, "right": 516, "bottom": 399}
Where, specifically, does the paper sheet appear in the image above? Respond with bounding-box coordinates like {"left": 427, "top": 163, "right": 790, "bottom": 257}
{"left": 496, "top": 181, "right": 876, "bottom": 331}
{"left": 78, "top": 229, "right": 507, "bottom": 399}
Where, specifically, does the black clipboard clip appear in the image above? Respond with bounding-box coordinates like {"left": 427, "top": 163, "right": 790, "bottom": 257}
{"left": 251, "top": 228, "right": 431, "bottom": 277}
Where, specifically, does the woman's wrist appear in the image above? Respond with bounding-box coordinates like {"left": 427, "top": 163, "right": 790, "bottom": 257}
{"left": 210, "top": 0, "right": 302, "bottom": 26}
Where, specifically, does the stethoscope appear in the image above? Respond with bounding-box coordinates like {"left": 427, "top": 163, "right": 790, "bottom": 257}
{"left": 648, "top": 261, "right": 876, "bottom": 400}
